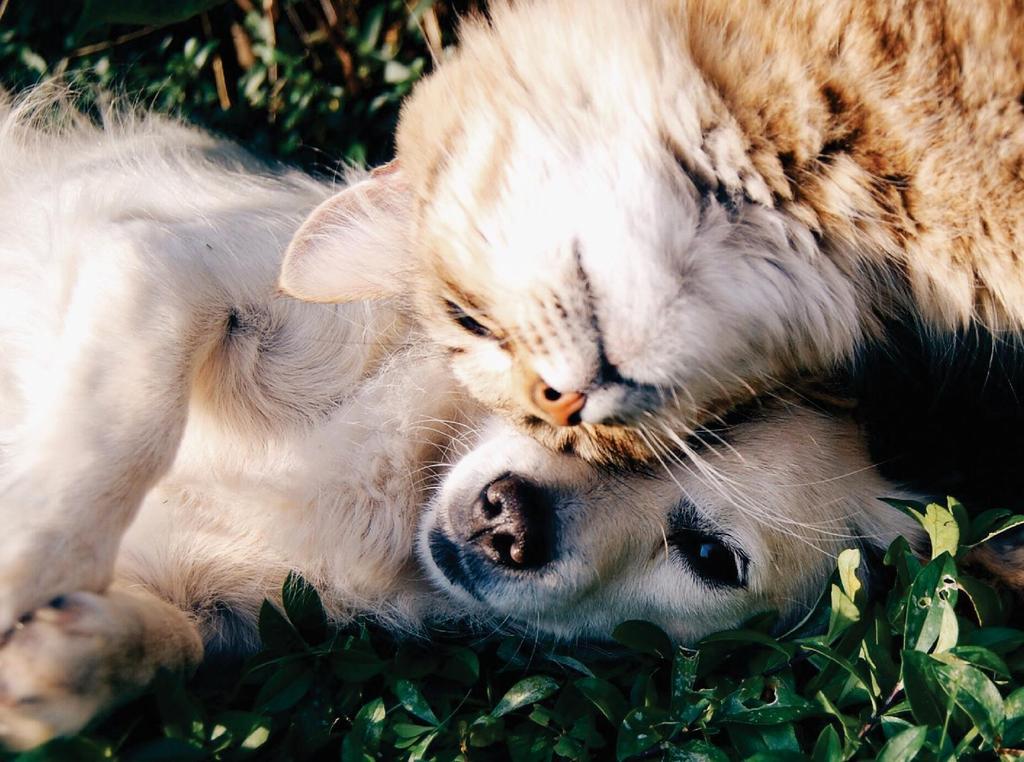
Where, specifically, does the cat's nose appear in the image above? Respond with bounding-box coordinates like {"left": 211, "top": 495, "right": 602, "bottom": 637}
{"left": 531, "top": 380, "right": 586, "bottom": 426}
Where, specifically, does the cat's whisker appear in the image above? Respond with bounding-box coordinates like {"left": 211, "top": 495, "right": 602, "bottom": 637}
{"left": 647, "top": 423, "right": 846, "bottom": 544}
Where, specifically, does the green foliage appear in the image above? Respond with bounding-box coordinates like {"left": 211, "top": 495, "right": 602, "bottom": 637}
{"left": 5, "top": 5, "right": 1024, "bottom": 760}
{"left": 0, "top": 0, "right": 465, "bottom": 166}
{"left": 4, "top": 501, "right": 1024, "bottom": 761}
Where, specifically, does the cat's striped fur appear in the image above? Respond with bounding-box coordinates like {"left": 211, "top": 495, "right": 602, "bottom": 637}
{"left": 283, "top": 0, "right": 1024, "bottom": 464}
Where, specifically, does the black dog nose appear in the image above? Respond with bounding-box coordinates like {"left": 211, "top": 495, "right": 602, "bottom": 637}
{"left": 468, "top": 475, "right": 554, "bottom": 569}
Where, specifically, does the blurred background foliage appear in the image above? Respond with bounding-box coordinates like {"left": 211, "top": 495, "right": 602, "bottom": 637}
{"left": 0, "top": 0, "right": 480, "bottom": 168}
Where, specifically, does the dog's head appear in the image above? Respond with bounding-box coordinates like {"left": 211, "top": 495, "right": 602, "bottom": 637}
{"left": 419, "top": 403, "right": 922, "bottom": 642}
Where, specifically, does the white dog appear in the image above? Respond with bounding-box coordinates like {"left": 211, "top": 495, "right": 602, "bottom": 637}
{"left": 0, "top": 93, "right": 921, "bottom": 749}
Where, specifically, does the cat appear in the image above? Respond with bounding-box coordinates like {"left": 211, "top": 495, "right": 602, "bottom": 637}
{"left": 280, "top": 0, "right": 1024, "bottom": 466}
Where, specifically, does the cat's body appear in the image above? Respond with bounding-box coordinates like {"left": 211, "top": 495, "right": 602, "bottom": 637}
{"left": 282, "top": 0, "right": 1024, "bottom": 463}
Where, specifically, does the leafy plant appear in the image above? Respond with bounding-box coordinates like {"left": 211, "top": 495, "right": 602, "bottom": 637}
{"left": 8, "top": 499, "right": 1024, "bottom": 761}
{"left": 0, "top": 0, "right": 470, "bottom": 167}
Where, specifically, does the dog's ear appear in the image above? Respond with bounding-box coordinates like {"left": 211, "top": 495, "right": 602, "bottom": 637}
{"left": 279, "top": 161, "right": 411, "bottom": 303}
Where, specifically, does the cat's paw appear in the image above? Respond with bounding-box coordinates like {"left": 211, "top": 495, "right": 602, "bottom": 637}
{"left": 0, "top": 593, "right": 143, "bottom": 750}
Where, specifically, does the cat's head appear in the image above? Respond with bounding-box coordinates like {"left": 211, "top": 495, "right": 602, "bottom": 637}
{"left": 280, "top": 0, "right": 866, "bottom": 464}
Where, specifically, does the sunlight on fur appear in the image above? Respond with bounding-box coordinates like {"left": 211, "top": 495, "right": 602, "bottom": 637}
{"left": 282, "top": 0, "right": 1024, "bottom": 467}
{"left": 0, "top": 88, "right": 928, "bottom": 749}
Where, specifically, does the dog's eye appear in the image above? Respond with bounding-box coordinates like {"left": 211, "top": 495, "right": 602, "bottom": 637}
{"left": 444, "top": 300, "right": 493, "bottom": 339}
{"left": 670, "top": 527, "right": 747, "bottom": 588}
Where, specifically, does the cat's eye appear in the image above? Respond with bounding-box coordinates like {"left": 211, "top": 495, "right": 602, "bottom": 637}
{"left": 444, "top": 299, "right": 493, "bottom": 339}
{"left": 669, "top": 524, "right": 747, "bottom": 588}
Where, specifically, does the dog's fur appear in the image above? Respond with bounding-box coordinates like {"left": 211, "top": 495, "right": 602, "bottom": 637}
{"left": 0, "top": 94, "right": 924, "bottom": 749}
{"left": 280, "top": 0, "right": 1024, "bottom": 466}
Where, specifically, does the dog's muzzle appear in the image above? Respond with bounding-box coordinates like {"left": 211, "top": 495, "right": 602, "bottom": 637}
{"left": 428, "top": 474, "right": 557, "bottom": 595}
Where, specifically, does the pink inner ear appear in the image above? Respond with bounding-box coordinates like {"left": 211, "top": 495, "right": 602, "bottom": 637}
{"left": 370, "top": 159, "right": 401, "bottom": 178}
{"left": 278, "top": 165, "right": 412, "bottom": 303}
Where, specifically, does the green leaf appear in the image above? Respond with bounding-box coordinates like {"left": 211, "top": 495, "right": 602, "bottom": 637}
{"left": 254, "top": 662, "right": 314, "bottom": 713}
{"left": 543, "top": 651, "right": 596, "bottom": 677}
{"left": 281, "top": 571, "right": 328, "bottom": 645}
{"left": 553, "top": 734, "right": 584, "bottom": 759}
{"left": 575, "top": 677, "right": 630, "bottom": 725}
{"left": 720, "top": 677, "right": 819, "bottom": 725}
{"left": 933, "top": 654, "right": 1005, "bottom": 744}
{"left": 948, "top": 645, "right": 1010, "bottom": 678}
{"left": 724, "top": 722, "right": 801, "bottom": 756}
{"left": 948, "top": 497, "right": 971, "bottom": 540}
{"left": 341, "top": 698, "right": 386, "bottom": 762}
{"left": 827, "top": 585, "right": 861, "bottom": 641}
{"left": 963, "top": 626, "right": 1024, "bottom": 654}
{"left": 76, "top": 0, "right": 230, "bottom": 34}
{"left": 442, "top": 647, "right": 480, "bottom": 684}
{"left": 670, "top": 649, "right": 702, "bottom": 724}
{"left": 811, "top": 725, "right": 841, "bottom": 762}
{"left": 798, "top": 641, "right": 877, "bottom": 712}
{"left": 392, "top": 722, "right": 433, "bottom": 740}
{"left": 258, "top": 600, "right": 305, "bottom": 653}
{"left": 665, "top": 739, "right": 730, "bottom": 761}
{"left": 933, "top": 597, "right": 959, "bottom": 654}
{"left": 955, "top": 573, "right": 1003, "bottom": 627}
{"left": 240, "top": 724, "right": 271, "bottom": 750}
{"left": 357, "top": 3, "right": 386, "bottom": 55}
{"left": 1003, "top": 687, "right": 1024, "bottom": 746}
{"left": 921, "top": 503, "right": 959, "bottom": 559}
{"left": 468, "top": 714, "right": 506, "bottom": 747}
{"left": 837, "top": 548, "right": 862, "bottom": 602}
{"left": 492, "top": 676, "right": 560, "bottom": 718}
{"left": 902, "top": 650, "right": 953, "bottom": 727}
{"left": 903, "top": 554, "right": 958, "bottom": 653}
{"left": 969, "top": 512, "right": 1024, "bottom": 547}
{"left": 209, "top": 711, "right": 271, "bottom": 752}
{"left": 903, "top": 650, "right": 1005, "bottom": 745}
{"left": 862, "top": 607, "right": 900, "bottom": 695}
{"left": 394, "top": 679, "right": 439, "bottom": 725}
{"left": 616, "top": 707, "right": 665, "bottom": 760}
{"left": 332, "top": 640, "right": 385, "bottom": 682}
{"left": 1005, "top": 686, "right": 1024, "bottom": 719}
{"left": 612, "top": 620, "right": 674, "bottom": 659}
{"left": 876, "top": 725, "right": 927, "bottom": 762}
{"left": 815, "top": 691, "right": 862, "bottom": 749}
{"left": 698, "top": 629, "right": 796, "bottom": 659}
{"left": 508, "top": 727, "right": 554, "bottom": 762}
{"left": 405, "top": 730, "right": 438, "bottom": 761}
{"left": 152, "top": 671, "right": 205, "bottom": 743}
{"left": 884, "top": 535, "right": 923, "bottom": 593}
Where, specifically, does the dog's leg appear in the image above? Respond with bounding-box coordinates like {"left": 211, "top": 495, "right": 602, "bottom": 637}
{"left": 0, "top": 232, "right": 224, "bottom": 630}
{"left": 0, "top": 585, "right": 203, "bottom": 750}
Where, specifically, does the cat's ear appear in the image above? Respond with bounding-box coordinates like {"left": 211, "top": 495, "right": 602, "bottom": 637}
{"left": 279, "top": 161, "right": 412, "bottom": 303}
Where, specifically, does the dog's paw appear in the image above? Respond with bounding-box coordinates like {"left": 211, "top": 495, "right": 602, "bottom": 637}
{"left": 0, "top": 526, "right": 117, "bottom": 632}
{"left": 0, "top": 593, "right": 146, "bottom": 751}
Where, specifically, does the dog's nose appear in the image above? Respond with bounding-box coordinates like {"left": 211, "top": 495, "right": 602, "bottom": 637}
{"left": 469, "top": 475, "right": 555, "bottom": 569}
{"left": 531, "top": 379, "right": 586, "bottom": 427}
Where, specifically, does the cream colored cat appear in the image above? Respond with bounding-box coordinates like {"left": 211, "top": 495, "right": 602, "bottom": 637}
{"left": 281, "top": 0, "right": 1024, "bottom": 465}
